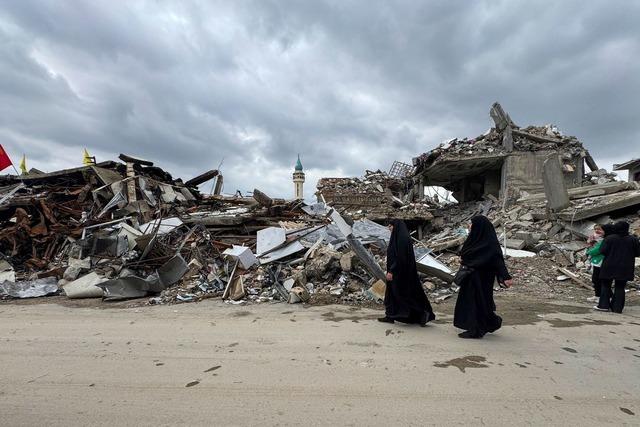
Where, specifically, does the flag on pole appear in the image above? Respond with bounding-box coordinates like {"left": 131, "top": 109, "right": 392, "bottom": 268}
{"left": 0, "top": 144, "right": 13, "bottom": 171}
{"left": 83, "top": 148, "right": 93, "bottom": 165}
{"left": 19, "top": 154, "right": 27, "bottom": 175}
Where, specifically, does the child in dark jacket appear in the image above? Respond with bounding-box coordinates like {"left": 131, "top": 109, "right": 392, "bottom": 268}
{"left": 596, "top": 221, "right": 640, "bottom": 313}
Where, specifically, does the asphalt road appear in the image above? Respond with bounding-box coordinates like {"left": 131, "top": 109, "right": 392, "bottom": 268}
{"left": 1, "top": 298, "right": 639, "bottom": 426}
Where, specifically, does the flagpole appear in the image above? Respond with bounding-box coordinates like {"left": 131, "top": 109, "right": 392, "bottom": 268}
{"left": 11, "top": 164, "right": 24, "bottom": 181}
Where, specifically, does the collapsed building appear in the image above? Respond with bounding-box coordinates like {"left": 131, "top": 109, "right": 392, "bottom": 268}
{"left": 614, "top": 159, "right": 640, "bottom": 183}
{"left": 412, "top": 103, "right": 602, "bottom": 203}
{"left": 1, "top": 103, "right": 638, "bottom": 307}
{"left": 315, "top": 164, "right": 438, "bottom": 238}
{"left": 0, "top": 154, "right": 410, "bottom": 305}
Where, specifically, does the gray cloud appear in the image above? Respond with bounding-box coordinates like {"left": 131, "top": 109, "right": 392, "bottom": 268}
{"left": 0, "top": 0, "right": 638, "bottom": 197}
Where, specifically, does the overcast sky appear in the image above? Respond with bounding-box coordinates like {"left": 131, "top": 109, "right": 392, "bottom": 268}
{"left": 1, "top": 1, "right": 639, "bottom": 199}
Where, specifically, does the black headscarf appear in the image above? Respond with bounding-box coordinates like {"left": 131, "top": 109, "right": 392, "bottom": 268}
{"left": 613, "top": 221, "right": 630, "bottom": 236}
{"left": 460, "top": 215, "right": 502, "bottom": 268}
{"left": 387, "top": 219, "right": 417, "bottom": 273}
{"left": 601, "top": 223, "right": 616, "bottom": 237}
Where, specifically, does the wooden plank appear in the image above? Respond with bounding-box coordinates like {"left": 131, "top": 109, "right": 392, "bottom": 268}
{"left": 557, "top": 267, "right": 593, "bottom": 290}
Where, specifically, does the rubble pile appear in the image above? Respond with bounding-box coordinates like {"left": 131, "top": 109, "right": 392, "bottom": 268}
{"left": 1, "top": 156, "right": 428, "bottom": 306}
{"left": 1, "top": 103, "right": 638, "bottom": 308}
{"left": 316, "top": 170, "right": 436, "bottom": 221}
{"left": 420, "top": 185, "right": 640, "bottom": 300}
{"left": 413, "top": 124, "right": 588, "bottom": 174}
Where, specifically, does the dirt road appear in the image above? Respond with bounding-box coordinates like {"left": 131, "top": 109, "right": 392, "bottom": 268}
{"left": 1, "top": 296, "right": 639, "bottom": 426}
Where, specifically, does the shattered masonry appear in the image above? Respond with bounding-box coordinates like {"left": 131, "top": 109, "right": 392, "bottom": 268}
{"left": 1, "top": 103, "right": 639, "bottom": 306}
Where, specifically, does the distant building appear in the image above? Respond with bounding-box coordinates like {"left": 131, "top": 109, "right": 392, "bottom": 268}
{"left": 293, "top": 155, "right": 305, "bottom": 199}
{"left": 613, "top": 159, "right": 640, "bottom": 183}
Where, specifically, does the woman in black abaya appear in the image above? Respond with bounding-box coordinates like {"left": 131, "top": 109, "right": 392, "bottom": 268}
{"left": 379, "top": 219, "right": 436, "bottom": 326}
{"left": 454, "top": 215, "right": 513, "bottom": 339}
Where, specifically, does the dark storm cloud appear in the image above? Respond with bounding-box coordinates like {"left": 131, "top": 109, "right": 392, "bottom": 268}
{"left": 0, "top": 0, "right": 638, "bottom": 197}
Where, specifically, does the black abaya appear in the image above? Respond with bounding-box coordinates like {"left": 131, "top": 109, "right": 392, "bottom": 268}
{"left": 454, "top": 216, "right": 511, "bottom": 337}
{"left": 385, "top": 219, "right": 436, "bottom": 325}
{"left": 598, "top": 221, "right": 640, "bottom": 313}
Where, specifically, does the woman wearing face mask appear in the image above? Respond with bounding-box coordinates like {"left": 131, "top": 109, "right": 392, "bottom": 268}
{"left": 453, "top": 215, "right": 513, "bottom": 339}
{"left": 378, "top": 219, "right": 436, "bottom": 326}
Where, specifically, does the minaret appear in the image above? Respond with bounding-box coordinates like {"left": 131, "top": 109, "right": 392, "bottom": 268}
{"left": 293, "top": 154, "right": 305, "bottom": 200}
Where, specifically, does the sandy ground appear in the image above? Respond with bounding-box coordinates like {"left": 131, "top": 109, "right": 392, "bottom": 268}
{"left": 1, "top": 296, "right": 640, "bottom": 426}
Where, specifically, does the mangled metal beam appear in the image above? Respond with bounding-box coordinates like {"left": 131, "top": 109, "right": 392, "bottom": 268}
{"left": 185, "top": 170, "right": 219, "bottom": 187}
{"left": 118, "top": 154, "right": 154, "bottom": 166}
{"left": 328, "top": 207, "right": 385, "bottom": 282}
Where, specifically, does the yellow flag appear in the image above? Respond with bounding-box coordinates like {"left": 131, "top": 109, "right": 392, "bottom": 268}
{"left": 83, "top": 148, "right": 93, "bottom": 165}
{"left": 19, "top": 154, "right": 27, "bottom": 174}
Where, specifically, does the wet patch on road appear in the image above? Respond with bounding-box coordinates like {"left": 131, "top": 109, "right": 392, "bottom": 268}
{"left": 345, "top": 341, "right": 381, "bottom": 348}
{"left": 562, "top": 347, "right": 578, "bottom": 353}
{"left": 434, "top": 355, "right": 488, "bottom": 373}
{"left": 321, "top": 311, "right": 378, "bottom": 323}
{"left": 546, "top": 318, "right": 620, "bottom": 328}
{"left": 230, "top": 311, "right": 252, "bottom": 317}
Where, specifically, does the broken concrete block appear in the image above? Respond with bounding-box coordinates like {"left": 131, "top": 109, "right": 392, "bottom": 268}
{"left": 0, "top": 260, "right": 16, "bottom": 283}
{"left": 283, "top": 278, "right": 295, "bottom": 292}
{"left": 543, "top": 154, "right": 570, "bottom": 211}
{"left": 222, "top": 245, "right": 258, "bottom": 269}
{"left": 505, "top": 239, "right": 526, "bottom": 250}
{"left": 520, "top": 213, "right": 534, "bottom": 222}
{"left": 553, "top": 251, "right": 573, "bottom": 267}
{"left": 514, "top": 232, "right": 540, "bottom": 248}
{"left": 424, "top": 281, "right": 437, "bottom": 291}
{"left": 366, "top": 279, "right": 386, "bottom": 301}
{"left": 548, "top": 224, "right": 563, "bottom": 237}
{"left": 63, "top": 272, "right": 107, "bottom": 299}
{"left": 63, "top": 257, "right": 91, "bottom": 281}
{"left": 289, "top": 286, "right": 310, "bottom": 303}
{"left": 339, "top": 252, "right": 356, "bottom": 272}
{"left": 305, "top": 247, "right": 341, "bottom": 280}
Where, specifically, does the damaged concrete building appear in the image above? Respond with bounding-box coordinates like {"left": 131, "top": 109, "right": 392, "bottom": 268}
{"left": 315, "top": 165, "right": 436, "bottom": 233}
{"left": 412, "top": 103, "right": 601, "bottom": 203}
{"left": 614, "top": 159, "right": 640, "bottom": 183}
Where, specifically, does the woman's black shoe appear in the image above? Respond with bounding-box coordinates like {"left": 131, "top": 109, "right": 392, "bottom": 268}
{"left": 420, "top": 311, "right": 436, "bottom": 326}
{"left": 378, "top": 317, "right": 394, "bottom": 324}
{"left": 458, "top": 331, "right": 480, "bottom": 339}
